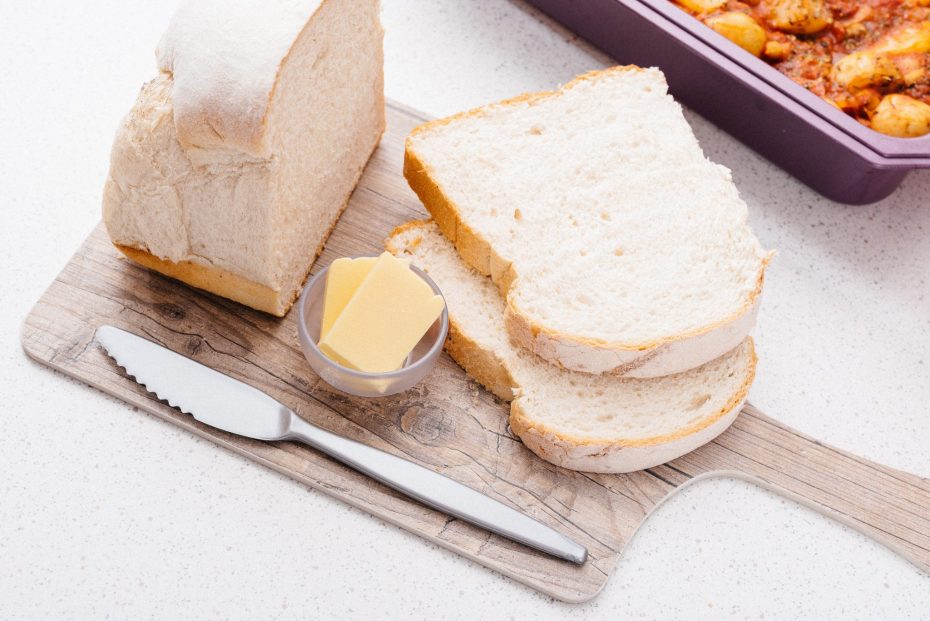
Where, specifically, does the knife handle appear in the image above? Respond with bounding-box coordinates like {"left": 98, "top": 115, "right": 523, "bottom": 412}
{"left": 286, "top": 414, "right": 587, "bottom": 564}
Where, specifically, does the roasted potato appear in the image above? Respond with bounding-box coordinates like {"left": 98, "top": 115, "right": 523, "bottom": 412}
{"left": 894, "top": 53, "right": 927, "bottom": 85}
{"left": 676, "top": 0, "right": 727, "bottom": 13}
{"left": 833, "top": 88, "right": 882, "bottom": 115}
{"left": 872, "top": 23, "right": 930, "bottom": 55}
{"left": 762, "top": 39, "right": 792, "bottom": 61}
{"left": 832, "top": 52, "right": 902, "bottom": 91}
{"left": 706, "top": 12, "right": 768, "bottom": 56}
{"left": 768, "top": 0, "right": 832, "bottom": 34}
{"left": 871, "top": 94, "right": 930, "bottom": 137}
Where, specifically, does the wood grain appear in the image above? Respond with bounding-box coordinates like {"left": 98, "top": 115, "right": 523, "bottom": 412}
{"left": 22, "top": 102, "right": 930, "bottom": 602}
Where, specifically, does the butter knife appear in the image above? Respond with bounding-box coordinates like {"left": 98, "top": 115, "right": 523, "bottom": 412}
{"left": 95, "top": 325, "right": 587, "bottom": 565}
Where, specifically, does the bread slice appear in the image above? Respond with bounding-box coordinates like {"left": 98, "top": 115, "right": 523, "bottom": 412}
{"left": 387, "top": 221, "right": 756, "bottom": 473}
{"left": 103, "top": 0, "right": 385, "bottom": 316}
{"left": 404, "top": 66, "right": 771, "bottom": 375}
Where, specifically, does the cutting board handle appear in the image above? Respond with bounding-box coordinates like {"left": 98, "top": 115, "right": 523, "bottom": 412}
{"left": 673, "top": 404, "right": 930, "bottom": 573}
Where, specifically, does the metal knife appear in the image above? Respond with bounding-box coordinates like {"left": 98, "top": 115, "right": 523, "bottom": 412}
{"left": 95, "top": 325, "right": 588, "bottom": 565}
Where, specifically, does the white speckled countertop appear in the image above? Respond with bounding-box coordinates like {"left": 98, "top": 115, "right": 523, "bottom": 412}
{"left": 2, "top": 1, "right": 929, "bottom": 618}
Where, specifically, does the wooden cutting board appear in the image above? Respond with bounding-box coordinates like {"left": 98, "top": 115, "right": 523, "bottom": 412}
{"left": 22, "top": 102, "right": 930, "bottom": 602}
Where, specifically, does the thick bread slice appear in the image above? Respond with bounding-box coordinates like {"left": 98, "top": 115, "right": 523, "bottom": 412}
{"left": 103, "top": 0, "right": 384, "bottom": 316}
{"left": 404, "top": 66, "right": 771, "bottom": 375}
{"left": 387, "top": 221, "right": 756, "bottom": 474}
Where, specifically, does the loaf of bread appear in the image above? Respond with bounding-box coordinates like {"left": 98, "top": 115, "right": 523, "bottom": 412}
{"left": 404, "top": 66, "right": 771, "bottom": 375}
{"left": 103, "top": 0, "right": 385, "bottom": 316}
{"left": 387, "top": 221, "right": 756, "bottom": 473}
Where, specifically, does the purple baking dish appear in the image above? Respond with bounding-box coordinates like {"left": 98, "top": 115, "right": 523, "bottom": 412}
{"left": 526, "top": 0, "right": 930, "bottom": 204}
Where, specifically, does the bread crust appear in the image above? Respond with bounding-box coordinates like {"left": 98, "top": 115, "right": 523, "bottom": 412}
{"left": 508, "top": 341, "right": 756, "bottom": 473}
{"left": 107, "top": 135, "right": 379, "bottom": 317}
{"left": 386, "top": 220, "right": 518, "bottom": 401}
{"left": 158, "top": 0, "right": 328, "bottom": 157}
{"left": 115, "top": 244, "right": 291, "bottom": 316}
{"left": 444, "top": 321, "right": 518, "bottom": 403}
{"left": 111, "top": 154, "right": 377, "bottom": 318}
{"left": 386, "top": 220, "right": 757, "bottom": 474}
{"left": 403, "top": 65, "right": 771, "bottom": 377}
{"left": 105, "top": 0, "right": 386, "bottom": 319}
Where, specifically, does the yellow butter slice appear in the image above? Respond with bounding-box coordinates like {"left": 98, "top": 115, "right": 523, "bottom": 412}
{"left": 320, "top": 257, "right": 377, "bottom": 339}
{"left": 318, "top": 252, "right": 444, "bottom": 373}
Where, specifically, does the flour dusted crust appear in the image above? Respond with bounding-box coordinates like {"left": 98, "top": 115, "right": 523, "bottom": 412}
{"left": 404, "top": 66, "right": 771, "bottom": 377}
{"left": 104, "top": 0, "right": 385, "bottom": 317}
{"left": 156, "top": 0, "right": 324, "bottom": 158}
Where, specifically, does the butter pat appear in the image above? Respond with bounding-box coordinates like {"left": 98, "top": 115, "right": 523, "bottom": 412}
{"left": 318, "top": 252, "right": 445, "bottom": 373}
{"left": 320, "top": 257, "right": 377, "bottom": 338}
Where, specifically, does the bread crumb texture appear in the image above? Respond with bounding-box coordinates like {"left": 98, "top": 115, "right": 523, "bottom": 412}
{"left": 405, "top": 66, "right": 771, "bottom": 358}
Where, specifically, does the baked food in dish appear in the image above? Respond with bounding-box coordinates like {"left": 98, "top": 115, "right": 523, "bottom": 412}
{"left": 673, "top": 0, "right": 930, "bottom": 137}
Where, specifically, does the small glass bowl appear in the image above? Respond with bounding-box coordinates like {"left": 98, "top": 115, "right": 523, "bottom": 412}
{"left": 296, "top": 260, "right": 449, "bottom": 397}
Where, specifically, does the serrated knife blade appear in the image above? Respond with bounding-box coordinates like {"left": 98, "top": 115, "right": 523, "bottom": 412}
{"left": 94, "top": 325, "right": 588, "bottom": 565}
{"left": 96, "top": 325, "right": 290, "bottom": 440}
